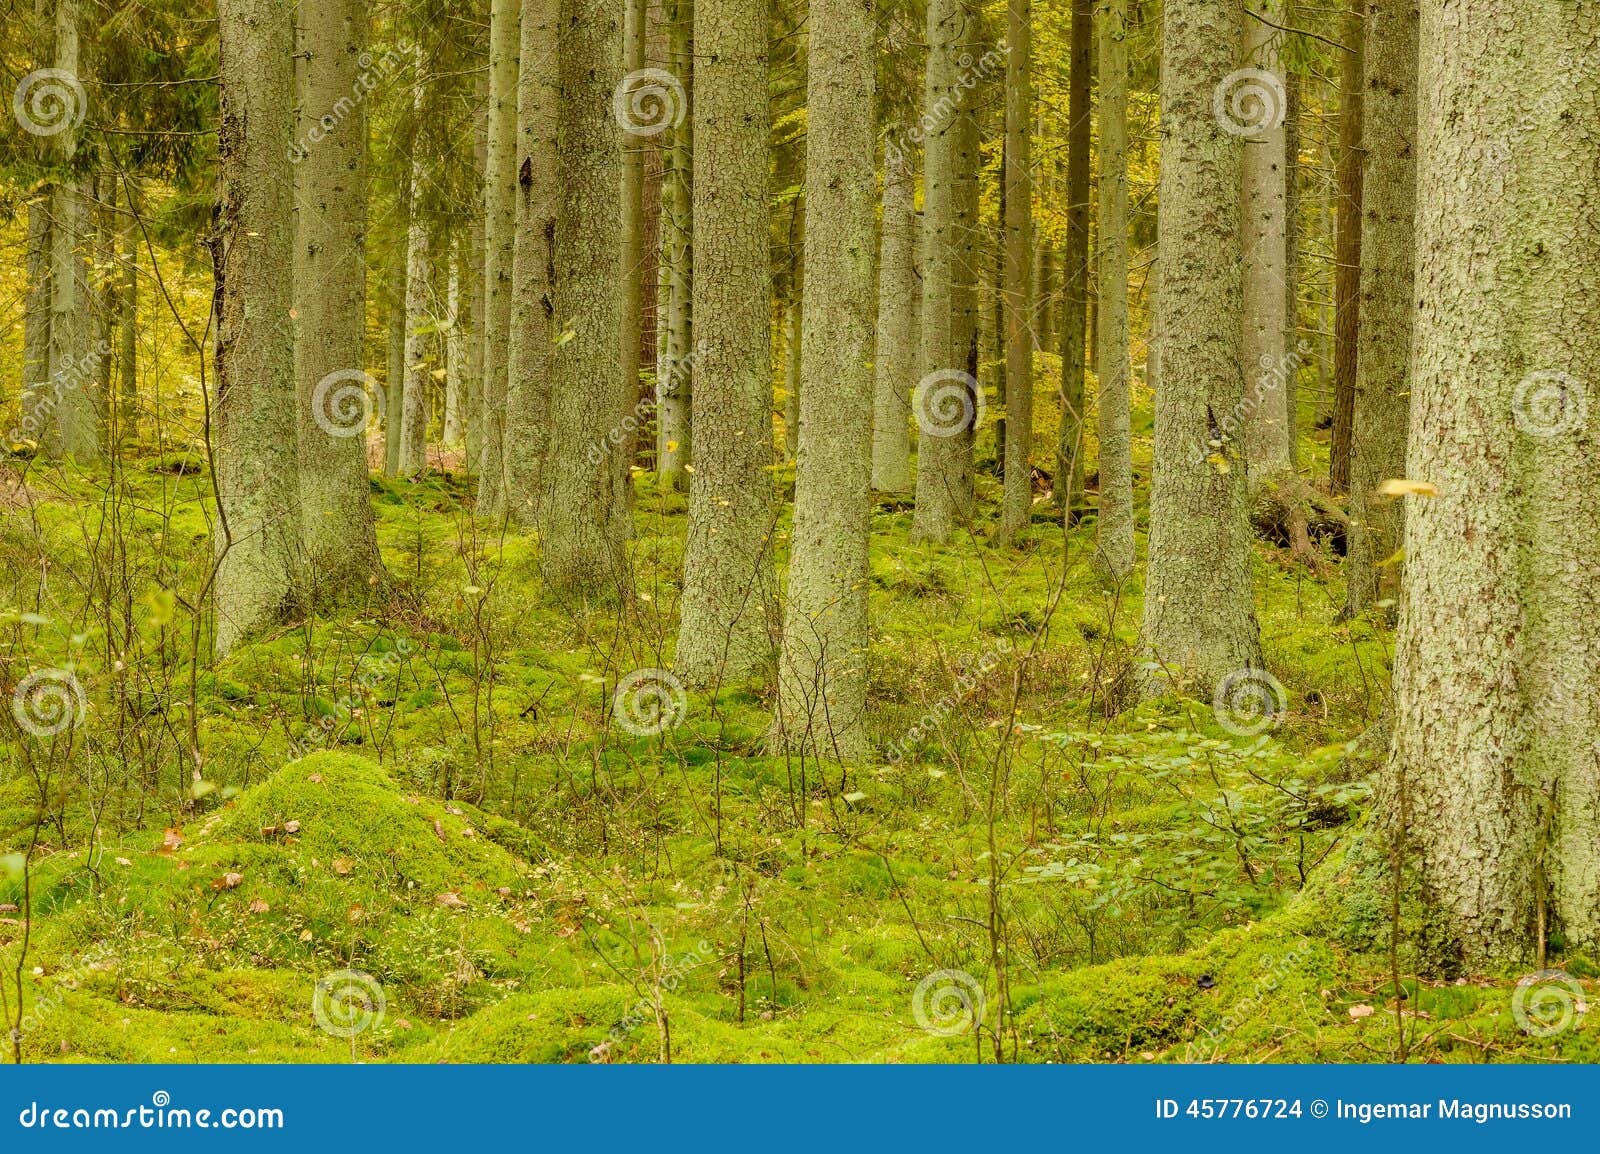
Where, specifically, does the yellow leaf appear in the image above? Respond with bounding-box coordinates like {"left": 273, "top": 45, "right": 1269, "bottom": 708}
{"left": 1377, "top": 478, "right": 1438, "bottom": 498}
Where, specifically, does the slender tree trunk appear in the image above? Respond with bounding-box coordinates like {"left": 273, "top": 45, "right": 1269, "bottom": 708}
{"left": 952, "top": 69, "right": 981, "bottom": 518}
{"left": 871, "top": 141, "right": 915, "bottom": 492}
{"left": 771, "top": 0, "right": 875, "bottom": 758}
{"left": 538, "top": 0, "right": 629, "bottom": 597}
{"left": 291, "top": 0, "right": 384, "bottom": 595}
{"left": 1240, "top": 7, "right": 1290, "bottom": 469}
{"left": 1139, "top": 0, "right": 1262, "bottom": 696}
{"left": 656, "top": 0, "right": 695, "bottom": 491}
{"left": 1344, "top": 0, "right": 1417, "bottom": 619}
{"left": 463, "top": 69, "right": 489, "bottom": 473}
{"left": 674, "top": 0, "right": 778, "bottom": 684}
{"left": 998, "top": 0, "right": 1034, "bottom": 544}
{"left": 213, "top": 0, "right": 304, "bottom": 656}
{"left": 616, "top": 0, "right": 649, "bottom": 519}
{"left": 1329, "top": 0, "right": 1364, "bottom": 492}
{"left": 384, "top": 250, "right": 404, "bottom": 478}
{"left": 444, "top": 234, "right": 464, "bottom": 446}
{"left": 783, "top": 295, "right": 802, "bottom": 458}
{"left": 477, "top": 0, "right": 520, "bottom": 515}
{"left": 21, "top": 199, "right": 51, "bottom": 442}
{"left": 504, "top": 0, "right": 559, "bottom": 522}
{"left": 909, "top": 0, "right": 964, "bottom": 544}
{"left": 398, "top": 106, "right": 433, "bottom": 478}
{"left": 1282, "top": 44, "right": 1301, "bottom": 468}
{"left": 118, "top": 176, "right": 139, "bottom": 443}
{"left": 1057, "top": 0, "right": 1092, "bottom": 512}
{"left": 1094, "top": 0, "right": 1133, "bottom": 583}
{"left": 1389, "top": 0, "right": 1600, "bottom": 963}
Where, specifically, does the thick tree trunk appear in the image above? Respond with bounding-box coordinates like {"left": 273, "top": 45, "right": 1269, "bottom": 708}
{"left": 771, "top": 0, "right": 875, "bottom": 758}
{"left": 1139, "top": 0, "right": 1263, "bottom": 697}
{"left": 674, "top": 0, "right": 778, "bottom": 685}
{"left": 870, "top": 141, "right": 915, "bottom": 493}
{"left": 909, "top": 0, "right": 964, "bottom": 544}
{"left": 998, "top": 0, "right": 1033, "bottom": 544}
{"left": 291, "top": 0, "right": 384, "bottom": 597}
{"left": 1344, "top": 0, "right": 1417, "bottom": 619}
{"left": 1240, "top": 7, "right": 1290, "bottom": 470}
{"left": 1329, "top": 0, "right": 1364, "bottom": 492}
{"left": 504, "top": 0, "right": 559, "bottom": 522}
{"left": 1094, "top": 0, "right": 1133, "bottom": 583}
{"left": 1057, "top": 0, "right": 1092, "bottom": 512}
{"left": 213, "top": 0, "right": 305, "bottom": 656}
{"left": 537, "top": 0, "right": 630, "bottom": 597}
{"left": 1389, "top": 1, "right": 1600, "bottom": 963}
{"left": 476, "top": 0, "right": 520, "bottom": 515}
{"left": 656, "top": 0, "right": 695, "bottom": 491}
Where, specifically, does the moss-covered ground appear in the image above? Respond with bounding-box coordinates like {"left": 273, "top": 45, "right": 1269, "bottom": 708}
{"left": 0, "top": 421, "right": 1593, "bottom": 1063}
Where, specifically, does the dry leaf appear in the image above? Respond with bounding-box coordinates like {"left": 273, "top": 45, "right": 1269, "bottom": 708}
{"left": 115, "top": 857, "right": 132, "bottom": 867}
{"left": 433, "top": 820, "right": 446, "bottom": 842}
{"left": 247, "top": 898, "right": 270, "bottom": 914}
{"left": 435, "top": 891, "right": 467, "bottom": 909}
{"left": 1376, "top": 478, "right": 1438, "bottom": 498}
{"left": 332, "top": 857, "right": 354, "bottom": 876}
{"left": 299, "top": 929, "right": 314, "bottom": 942}
{"left": 159, "top": 828, "right": 184, "bottom": 853}
{"left": 307, "top": 773, "right": 323, "bottom": 784}
{"left": 347, "top": 903, "right": 366, "bottom": 924}
{"left": 283, "top": 820, "right": 301, "bottom": 834}
{"left": 214, "top": 872, "right": 244, "bottom": 890}
{"left": 1348, "top": 1003, "right": 1375, "bottom": 1019}
{"left": 0, "top": 903, "right": 18, "bottom": 914}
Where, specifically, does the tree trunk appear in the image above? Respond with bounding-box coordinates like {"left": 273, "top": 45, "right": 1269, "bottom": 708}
{"left": 463, "top": 68, "right": 489, "bottom": 472}
{"left": 444, "top": 233, "right": 464, "bottom": 446}
{"left": 674, "top": 0, "right": 778, "bottom": 685}
{"left": 656, "top": 0, "right": 695, "bottom": 491}
{"left": 1282, "top": 46, "right": 1300, "bottom": 469}
{"left": 21, "top": 198, "right": 51, "bottom": 446}
{"left": 1389, "top": 0, "right": 1600, "bottom": 963}
{"left": 398, "top": 64, "right": 433, "bottom": 478}
{"left": 952, "top": 67, "right": 981, "bottom": 519}
{"left": 616, "top": 0, "right": 649, "bottom": 519}
{"left": 1094, "top": 0, "right": 1133, "bottom": 583}
{"left": 213, "top": 0, "right": 304, "bottom": 656}
{"left": 477, "top": 0, "right": 520, "bottom": 515}
{"left": 291, "top": 0, "right": 384, "bottom": 596}
{"left": 384, "top": 250, "right": 404, "bottom": 478}
{"left": 871, "top": 140, "right": 915, "bottom": 492}
{"left": 1344, "top": 0, "right": 1417, "bottom": 618}
{"left": 998, "top": 0, "right": 1033, "bottom": 544}
{"left": 1057, "top": 0, "right": 1092, "bottom": 512}
{"left": 1240, "top": 7, "right": 1290, "bottom": 470}
{"left": 504, "top": 0, "right": 559, "bottom": 522}
{"left": 1329, "top": 0, "right": 1364, "bottom": 492}
{"left": 536, "top": 0, "right": 629, "bottom": 597}
{"left": 1139, "top": 0, "right": 1263, "bottom": 697}
{"left": 771, "top": 0, "right": 875, "bottom": 758}
{"left": 783, "top": 295, "right": 802, "bottom": 458}
{"left": 118, "top": 177, "right": 139, "bottom": 443}
{"left": 909, "top": 0, "right": 964, "bottom": 544}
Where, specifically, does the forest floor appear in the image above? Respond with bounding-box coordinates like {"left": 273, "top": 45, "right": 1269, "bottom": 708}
{"left": 1, "top": 400, "right": 1595, "bottom": 1064}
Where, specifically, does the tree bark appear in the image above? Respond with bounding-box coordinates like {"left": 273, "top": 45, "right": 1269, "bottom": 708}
{"left": 1139, "top": 0, "right": 1263, "bottom": 696}
{"left": 1344, "top": 0, "right": 1417, "bottom": 618}
{"left": 771, "top": 0, "right": 875, "bottom": 758}
{"left": 292, "top": 0, "right": 384, "bottom": 596}
{"left": 398, "top": 80, "right": 433, "bottom": 478}
{"left": 998, "top": 0, "right": 1034, "bottom": 544}
{"left": 871, "top": 140, "right": 915, "bottom": 492}
{"left": 1094, "top": 0, "right": 1133, "bottom": 583}
{"left": 444, "top": 233, "right": 464, "bottom": 446}
{"left": 1240, "top": 7, "right": 1290, "bottom": 470}
{"left": 674, "top": 0, "right": 778, "bottom": 685}
{"left": 476, "top": 0, "right": 520, "bottom": 516}
{"left": 213, "top": 0, "right": 305, "bottom": 655}
{"left": 1389, "top": 0, "right": 1600, "bottom": 963}
{"left": 536, "top": 0, "right": 630, "bottom": 598}
{"left": 1057, "top": 0, "right": 1092, "bottom": 512}
{"left": 656, "top": 0, "right": 695, "bottom": 491}
{"left": 1329, "top": 0, "right": 1364, "bottom": 492}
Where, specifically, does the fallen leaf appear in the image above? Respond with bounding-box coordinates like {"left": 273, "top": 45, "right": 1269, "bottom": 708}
{"left": 396, "top": 1019, "right": 413, "bottom": 1030}
{"left": 115, "top": 857, "right": 132, "bottom": 867}
{"left": 1349, "top": 1003, "right": 1375, "bottom": 1019}
{"left": 1377, "top": 478, "right": 1438, "bottom": 498}
{"left": 332, "top": 857, "right": 354, "bottom": 876}
{"left": 0, "top": 903, "right": 18, "bottom": 914}
{"left": 299, "top": 929, "right": 314, "bottom": 942}
{"left": 283, "top": 820, "right": 301, "bottom": 834}
{"left": 159, "top": 828, "right": 184, "bottom": 853}
{"left": 213, "top": 872, "right": 244, "bottom": 890}
{"left": 247, "top": 898, "right": 269, "bottom": 914}
{"left": 436, "top": 891, "right": 467, "bottom": 909}
{"left": 307, "top": 773, "right": 323, "bottom": 784}
{"left": 347, "top": 903, "right": 366, "bottom": 924}
{"left": 433, "top": 820, "right": 446, "bottom": 842}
